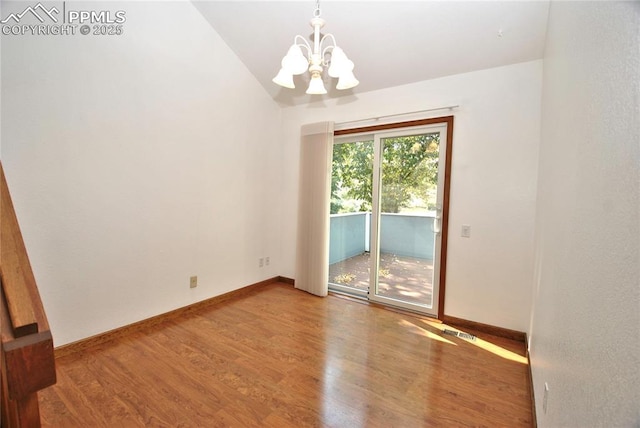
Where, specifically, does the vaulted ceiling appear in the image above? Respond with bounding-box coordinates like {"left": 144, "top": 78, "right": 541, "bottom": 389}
{"left": 193, "top": 1, "right": 550, "bottom": 106}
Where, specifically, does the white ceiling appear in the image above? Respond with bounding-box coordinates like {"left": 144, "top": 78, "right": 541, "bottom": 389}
{"left": 192, "top": 1, "right": 550, "bottom": 106}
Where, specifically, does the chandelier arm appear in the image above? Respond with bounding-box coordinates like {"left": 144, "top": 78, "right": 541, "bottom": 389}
{"left": 319, "top": 34, "right": 337, "bottom": 65}
{"left": 320, "top": 33, "right": 337, "bottom": 48}
{"left": 292, "top": 36, "right": 312, "bottom": 60}
{"left": 294, "top": 35, "right": 312, "bottom": 51}
{"left": 321, "top": 42, "right": 337, "bottom": 59}
{"left": 321, "top": 46, "right": 333, "bottom": 66}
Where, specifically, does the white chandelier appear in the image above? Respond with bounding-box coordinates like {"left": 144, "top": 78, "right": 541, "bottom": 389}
{"left": 272, "top": 1, "right": 359, "bottom": 95}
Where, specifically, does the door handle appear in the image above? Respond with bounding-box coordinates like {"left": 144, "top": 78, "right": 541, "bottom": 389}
{"left": 432, "top": 204, "right": 442, "bottom": 234}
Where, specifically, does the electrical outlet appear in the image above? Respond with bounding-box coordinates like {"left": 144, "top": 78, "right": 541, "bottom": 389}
{"left": 265, "top": 256, "right": 270, "bottom": 266}
{"left": 190, "top": 276, "right": 198, "bottom": 289}
{"left": 259, "top": 258, "right": 264, "bottom": 268}
{"left": 461, "top": 224, "right": 471, "bottom": 238}
{"left": 543, "top": 382, "right": 549, "bottom": 414}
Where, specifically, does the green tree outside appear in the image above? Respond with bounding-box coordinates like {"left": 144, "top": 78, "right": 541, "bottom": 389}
{"left": 331, "top": 133, "right": 440, "bottom": 214}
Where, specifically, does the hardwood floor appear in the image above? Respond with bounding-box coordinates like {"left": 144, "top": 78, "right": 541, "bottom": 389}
{"left": 39, "top": 283, "right": 533, "bottom": 427}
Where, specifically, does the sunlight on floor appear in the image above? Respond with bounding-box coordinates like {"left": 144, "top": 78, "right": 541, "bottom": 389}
{"left": 399, "top": 319, "right": 457, "bottom": 345}
{"left": 423, "top": 321, "right": 529, "bottom": 364}
{"left": 399, "top": 290, "right": 421, "bottom": 297}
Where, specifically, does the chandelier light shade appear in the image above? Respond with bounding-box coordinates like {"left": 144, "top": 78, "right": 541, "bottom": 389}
{"left": 272, "top": 1, "right": 359, "bottom": 95}
{"left": 272, "top": 64, "right": 296, "bottom": 89}
{"left": 307, "top": 73, "right": 328, "bottom": 95}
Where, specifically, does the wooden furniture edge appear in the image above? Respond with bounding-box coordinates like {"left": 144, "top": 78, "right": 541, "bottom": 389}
{"left": 1, "top": 393, "right": 41, "bottom": 428}
{"left": 442, "top": 315, "right": 526, "bottom": 342}
{"left": 3, "top": 330, "right": 56, "bottom": 400}
{"left": 54, "top": 276, "right": 284, "bottom": 358}
{"left": 1, "top": 161, "right": 57, "bottom": 427}
{"left": 1, "top": 163, "right": 48, "bottom": 336}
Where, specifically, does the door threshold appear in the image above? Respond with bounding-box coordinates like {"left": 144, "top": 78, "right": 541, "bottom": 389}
{"left": 328, "top": 290, "right": 442, "bottom": 323}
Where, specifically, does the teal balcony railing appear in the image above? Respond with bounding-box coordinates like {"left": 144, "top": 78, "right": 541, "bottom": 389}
{"left": 329, "top": 212, "right": 436, "bottom": 265}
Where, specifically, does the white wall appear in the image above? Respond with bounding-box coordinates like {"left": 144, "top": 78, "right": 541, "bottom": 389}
{"left": 1, "top": 1, "right": 282, "bottom": 346}
{"left": 530, "top": 2, "right": 640, "bottom": 426}
{"left": 281, "top": 61, "right": 542, "bottom": 332}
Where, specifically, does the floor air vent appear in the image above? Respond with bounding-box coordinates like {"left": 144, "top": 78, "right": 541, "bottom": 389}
{"left": 443, "top": 329, "right": 477, "bottom": 341}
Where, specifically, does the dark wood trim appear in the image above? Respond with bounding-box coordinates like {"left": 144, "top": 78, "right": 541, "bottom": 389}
{"left": 54, "top": 277, "right": 284, "bottom": 358}
{"left": 526, "top": 336, "right": 538, "bottom": 427}
{"left": 437, "top": 116, "right": 454, "bottom": 320}
{"left": 277, "top": 276, "right": 295, "bottom": 286}
{"left": 442, "top": 315, "right": 527, "bottom": 342}
{"left": 334, "top": 116, "right": 455, "bottom": 136}
{"left": 334, "top": 115, "right": 455, "bottom": 321}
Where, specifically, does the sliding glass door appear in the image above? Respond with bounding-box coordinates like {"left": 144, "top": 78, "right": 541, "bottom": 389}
{"left": 328, "top": 139, "right": 373, "bottom": 298}
{"left": 328, "top": 122, "right": 450, "bottom": 317}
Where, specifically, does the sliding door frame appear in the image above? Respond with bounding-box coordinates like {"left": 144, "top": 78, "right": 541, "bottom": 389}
{"left": 334, "top": 116, "right": 454, "bottom": 320}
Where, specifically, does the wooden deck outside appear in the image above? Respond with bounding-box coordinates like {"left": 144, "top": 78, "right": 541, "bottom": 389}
{"left": 329, "top": 253, "right": 434, "bottom": 307}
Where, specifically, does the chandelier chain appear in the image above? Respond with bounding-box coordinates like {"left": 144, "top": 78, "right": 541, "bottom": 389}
{"left": 314, "top": 0, "right": 321, "bottom": 18}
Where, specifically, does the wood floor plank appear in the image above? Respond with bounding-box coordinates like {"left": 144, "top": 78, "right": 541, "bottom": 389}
{"left": 39, "top": 283, "right": 533, "bottom": 427}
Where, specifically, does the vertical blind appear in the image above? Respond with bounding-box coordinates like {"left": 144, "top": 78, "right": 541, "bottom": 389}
{"left": 295, "top": 122, "right": 334, "bottom": 297}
